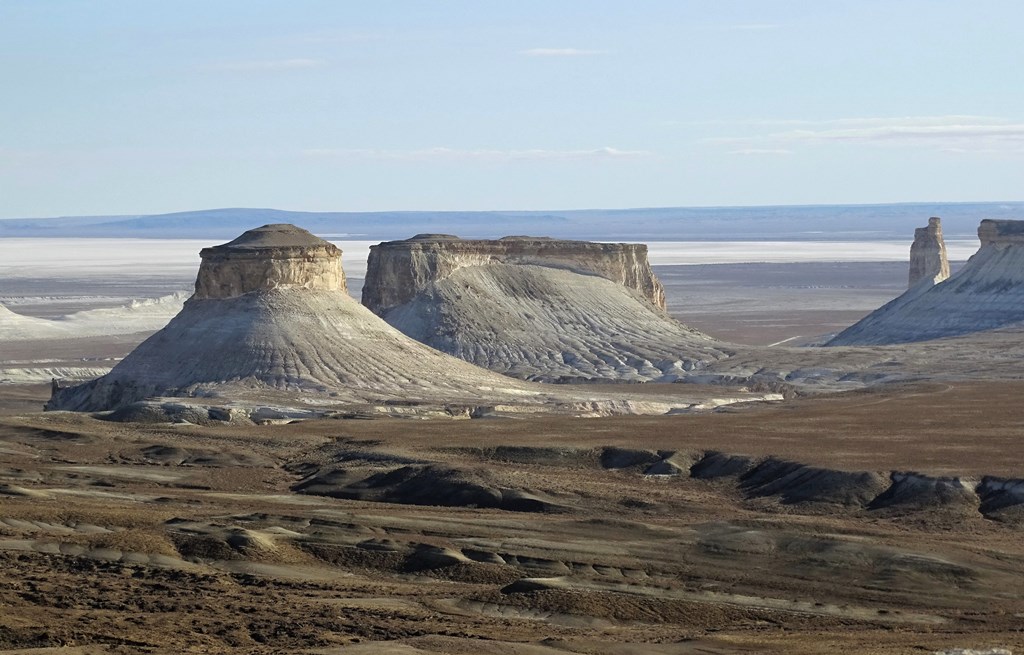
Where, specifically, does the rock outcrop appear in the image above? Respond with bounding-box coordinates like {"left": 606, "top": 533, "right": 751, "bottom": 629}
{"left": 0, "top": 303, "right": 67, "bottom": 340}
{"left": 0, "top": 293, "right": 187, "bottom": 342}
{"left": 829, "top": 219, "right": 1024, "bottom": 346}
{"left": 363, "top": 235, "right": 666, "bottom": 316}
{"left": 194, "top": 224, "right": 346, "bottom": 299}
{"left": 44, "top": 225, "right": 552, "bottom": 413}
{"left": 43, "top": 224, "right": 757, "bottom": 417}
{"left": 361, "top": 234, "right": 728, "bottom": 383}
{"left": 907, "top": 217, "right": 950, "bottom": 288}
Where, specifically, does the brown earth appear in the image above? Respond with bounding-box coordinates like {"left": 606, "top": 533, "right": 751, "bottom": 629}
{"left": 1, "top": 381, "right": 1022, "bottom": 654}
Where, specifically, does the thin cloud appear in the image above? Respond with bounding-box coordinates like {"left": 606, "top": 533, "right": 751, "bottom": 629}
{"left": 728, "top": 148, "right": 794, "bottom": 156}
{"left": 782, "top": 123, "right": 1024, "bottom": 143}
{"left": 210, "top": 58, "right": 326, "bottom": 72}
{"left": 301, "top": 147, "right": 650, "bottom": 161}
{"left": 708, "top": 116, "right": 1024, "bottom": 153}
{"left": 518, "top": 48, "right": 606, "bottom": 57}
{"left": 281, "top": 30, "right": 384, "bottom": 45}
{"left": 681, "top": 115, "right": 1007, "bottom": 129}
{"left": 723, "top": 23, "right": 781, "bottom": 31}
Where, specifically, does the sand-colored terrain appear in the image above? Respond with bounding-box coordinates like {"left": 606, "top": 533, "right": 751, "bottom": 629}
{"left": 1, "top": 381, "right": 1022, "bottom": 654}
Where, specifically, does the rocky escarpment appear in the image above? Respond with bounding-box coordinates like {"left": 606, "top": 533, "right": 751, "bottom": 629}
{"left": 363, "top": 234, "right": 666, "bottom": 316}
{"left": 194, "top": 223, "right": 346, "bottom": 298}
{"left": 828, "top": 219, "right": 1024, "bottom": 346}
{"left": 43, "top": 225, "right": 555, "bottom": 414}
{"left": 43, "top": 224, "right": 755, "bottom": 417}
{"left": 907, "top": 217, "right": 950, "bottom": 288}
{"left": 361, "top": 234, "right": 728, "bottom": 383}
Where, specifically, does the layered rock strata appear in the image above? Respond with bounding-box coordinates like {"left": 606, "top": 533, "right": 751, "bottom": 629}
{"left": 362, "top": 234, "right": 728, "bottom": 383}
{"left": 829, "top": 219, "right": 1024, "bottom": 346}
{"left": 907, "top": 217, "right": 950, "bottom": 288}
{"left": 44, "top": 225, "right": 549, "bottom": 413}
{"left": 363, "top": 235, "right": 666, "bottom": 316}
{"left": 195, "top": 223, "right": 347, "bottom": 298}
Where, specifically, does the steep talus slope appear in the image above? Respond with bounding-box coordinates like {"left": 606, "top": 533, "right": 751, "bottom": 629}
{"left": 384, "top": 263, "right": 729, "bottom": 382}
{"left": 363, "top": 235, "right": 729, "bottom": 383}
{"left": 829, "top": 219, "right": 1024, "bottom": 345}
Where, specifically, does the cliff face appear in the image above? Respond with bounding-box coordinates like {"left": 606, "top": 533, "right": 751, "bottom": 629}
{"left": 195, "top": 224, "right": 346, "bottom": 299}
{"left": 829, "top": 219, "right": 1024, "bottom": 346}
{"left": 907, "top": 217, "right": 950, "bottom": 288}
{"left": 45, "top": 224, "right": 548, "bottom": 413}
{"left": 362, "top": 235, "right": 666, "bottom": 316}
{"left": 360, "top": 234, "right": 726, "bottom": 383}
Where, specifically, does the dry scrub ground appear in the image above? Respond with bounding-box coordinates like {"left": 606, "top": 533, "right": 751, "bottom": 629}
{"left": 0, "top": 381, "right": 1022, "bottom": 654}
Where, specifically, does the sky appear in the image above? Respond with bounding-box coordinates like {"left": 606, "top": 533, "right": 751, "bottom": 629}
{"left": 1, "top": 0, "right": 1022, "bottom": 218}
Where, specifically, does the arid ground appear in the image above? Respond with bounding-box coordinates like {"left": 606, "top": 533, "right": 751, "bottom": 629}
{"left": 1, "top": 380, "right": 1022, "bottom": 654}
{"left": 1, "top": 259, "right": 1020, "bottom": 654}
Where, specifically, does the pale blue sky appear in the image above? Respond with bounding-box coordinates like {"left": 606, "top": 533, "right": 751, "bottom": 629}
{"left": 1, "top": 0, "right": 1021, "bottom": 217}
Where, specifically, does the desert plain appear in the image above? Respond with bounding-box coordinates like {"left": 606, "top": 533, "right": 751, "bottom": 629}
{"left": 0, "top": 236, "right": 1021, "bottom": 655}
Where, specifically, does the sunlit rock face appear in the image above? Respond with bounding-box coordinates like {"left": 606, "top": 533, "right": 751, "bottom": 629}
{"left": 194, "top": 223, "right": 346, "bottom": 299}
{"left": 44, "top": 224, "right": 546, "bottom": 413}
{"left": 361, "top": 234, "right": 728, "bottom": 383}
{"left": 908, "top": 217, "right": 950, "bottom": 288}
{"left": 362, "top": 234, "right": 666, "bottom": 317}
{"left": 829, "top": 219, "right": 1024, "bottom": 346}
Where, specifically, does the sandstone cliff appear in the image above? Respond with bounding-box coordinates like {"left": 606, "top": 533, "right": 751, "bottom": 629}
{"left": 363, "top": 235, "right": 666, "bottom": 317}
{"left": 829, "top": 219, "right": 1024, "bottom": 346}
{"left": 195, "top": 223, "right": 346, "bottom": 299}
{"left": 361, "top": 234, "right": 728, "bottom": 383}
{"left": 907, "top": 217, "right": 950, "bottom": 288}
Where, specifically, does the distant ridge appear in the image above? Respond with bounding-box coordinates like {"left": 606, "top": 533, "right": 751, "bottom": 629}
{"left": 3, "top": 202, "right": 1023, "bottom": 241}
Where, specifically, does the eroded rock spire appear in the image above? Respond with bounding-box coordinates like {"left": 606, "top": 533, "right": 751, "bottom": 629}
{"left": 908, "top": 217, "right": 950, "bottom": 288}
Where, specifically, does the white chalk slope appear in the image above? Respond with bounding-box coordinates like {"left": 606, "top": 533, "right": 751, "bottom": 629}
{"left": 0, "top": 293, "right": 186, "bottom": 342}
{"left": 830, "top": 222, "right": 1024, "bottom": 346}
{"left": 46, "top": 288, "right": 548, "bottom": 412}
{"left": 384, "top": 263, "right": 730, "bottom": 382}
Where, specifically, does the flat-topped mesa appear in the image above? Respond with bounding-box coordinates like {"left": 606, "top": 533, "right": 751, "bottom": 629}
{"left": 908, "top": 217, "right": 950, "bottom": 288}
{"left": 828, "top": 218, "right": 1024, "bottom": 346}
{"left": 978, "top": 219, "right": 1024, "bottom": 246}
{"left": 362, "top": 234, "right": 666, "bottom": 316}
{"left": 195, "top": 224, "right": 346, "bottom": 299}
{"left": 46, "top": 223, "right": 578, "bottom": 415}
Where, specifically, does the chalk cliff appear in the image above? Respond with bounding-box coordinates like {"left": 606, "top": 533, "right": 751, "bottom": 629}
{"left": 829, "top": 219, "right": 1024, "bottom": 346}
{"left": 44, "top": 225, "right": 550, "bottom": 413}
{"left": 907, "top": 217, "right": 950, "bottom": 288}
{"left": 363, "top": 235, "right": 666, "bottom": 317}
{"left": 362, "top": 235, "right": 728, "bottom": 383}
{"left": 194, "top": 223, "right": 346, "bottom": 299}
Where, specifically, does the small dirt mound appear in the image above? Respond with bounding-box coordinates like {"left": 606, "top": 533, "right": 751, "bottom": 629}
{"left": 977, "top": 476, "right": 1024, "bottom": 524}
{"left": 868, "top": 472, "right": 979, "bottom": 513}
{"left": 689, "top": 452, "right": 755, "bottom": 479}
{"left": 740, "top": 458, "right": 888, "bottom": 507}
{"left": 293, "top": 464, "right": 569, "bottom": 513}
{"left": 488, "top": 445, "right": 596, "bottom": 467}
{"left": 600, "top": 447, "right": 660, "bottom": 470}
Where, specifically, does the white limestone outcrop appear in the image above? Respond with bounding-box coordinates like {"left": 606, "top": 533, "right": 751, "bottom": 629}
{"left": 829, "top": 219, "right": 1024, "bottom": 346}
{"left": 361, "top": 234, "right": 728, "bottom": 383}
{"left": 363, "top": 235, "right": 666, "bottom": 317}
{"left": 908, "top": 217, "right": 950, "bottom": 288}
{"left": 195, "top": 223, "right": 346, "bottom": 299}
{"left": 44, "top": 225, "right": 548, "bottom": 413}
